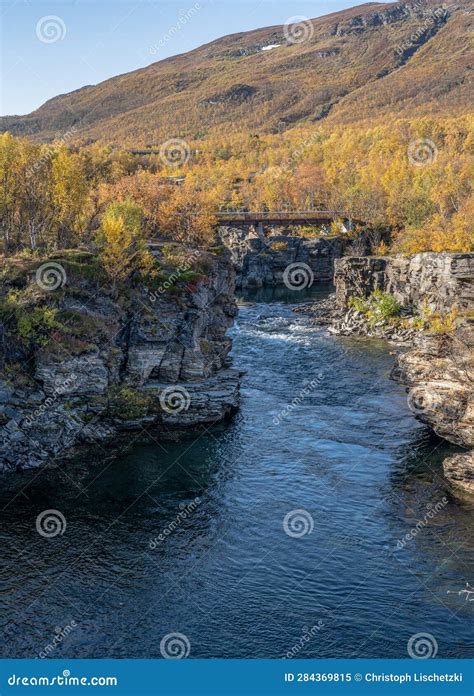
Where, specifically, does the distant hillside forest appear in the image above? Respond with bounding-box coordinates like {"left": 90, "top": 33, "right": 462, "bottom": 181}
{"left": 1, "top": 116, "right": 472, "bottom": 260}
{"left": 1, "top": 0, "right": 472, "bottom": 144}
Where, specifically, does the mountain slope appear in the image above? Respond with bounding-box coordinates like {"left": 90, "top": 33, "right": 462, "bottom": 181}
{"left": 2, "top": 0, "right": 472, "bottom": 144}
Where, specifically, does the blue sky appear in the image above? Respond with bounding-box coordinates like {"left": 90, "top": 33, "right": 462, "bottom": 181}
{"left": 1, "top": 0, "right": 390, "bottom": 116}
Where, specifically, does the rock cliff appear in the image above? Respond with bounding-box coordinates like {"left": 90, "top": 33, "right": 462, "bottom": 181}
{"left": 0, "top": 250, "right": 240, "bottom": 472}
{"left": 219, "top": 228, "right": 345, "bottom": 288}
{"left": 334, "top": 253, "right": 474, "bottom": 312}
{"left": 393, "top": 324, "right": 474, "bottom": 494}
{"left": 219, "top": 226, "right": 390, "bottom": 289}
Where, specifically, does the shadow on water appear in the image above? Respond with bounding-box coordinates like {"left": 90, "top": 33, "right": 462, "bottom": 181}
{"left": 236, "top": 282, "right": 333, "bottom": 306}
{"left": 0, "top": 286, "right": 473, "bottom": 658}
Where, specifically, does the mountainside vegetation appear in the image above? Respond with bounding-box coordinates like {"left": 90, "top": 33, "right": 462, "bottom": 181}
{"left": 1, "top": 0, "right": 472, "bottom": 144}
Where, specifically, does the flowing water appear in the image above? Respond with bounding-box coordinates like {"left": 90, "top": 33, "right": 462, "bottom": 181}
{"left": 1, "top": 286, "right": 473, "bottom": 659}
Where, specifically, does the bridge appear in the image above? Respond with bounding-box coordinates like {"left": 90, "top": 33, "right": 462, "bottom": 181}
{"left": 215, "top": 210, "right": 353, "bottom": 233}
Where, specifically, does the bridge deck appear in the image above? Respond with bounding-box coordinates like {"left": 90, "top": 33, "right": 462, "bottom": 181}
{"left": 216, "top": 211, "right": 347, "bottom": 225}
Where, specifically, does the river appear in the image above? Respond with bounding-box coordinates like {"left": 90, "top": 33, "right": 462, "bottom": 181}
{"left": 1, "top": 286, "right": 473, "bottom": 658}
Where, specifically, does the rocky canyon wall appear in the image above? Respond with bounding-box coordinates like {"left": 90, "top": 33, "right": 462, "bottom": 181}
{"left": 334, "top": 253, "right": 474, "bottom": 312}
{"left": 0, "top": 251, "right": 240, "bottom": 472}
{"left": 219, "top": 228, "right": 345, "bottom": 288}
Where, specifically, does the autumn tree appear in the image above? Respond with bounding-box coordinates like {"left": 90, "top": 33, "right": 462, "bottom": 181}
{"left": 157, "top": 187, "right": 217, "bottom": 246}
{"left": 50, "top": 147, "right": 90, "bottom": 247}
{"left": 98, "top": 200, "right": 153, "bottom": 291}
{"left": 98, "top": 170, "right": 171, "bottom": 238}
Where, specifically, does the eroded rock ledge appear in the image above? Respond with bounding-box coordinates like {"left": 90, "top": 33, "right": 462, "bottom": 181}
{"left": 334, "top": 253, "right": 473, "bottom": 312}
{"left": 0, "top": 251, "right": 240, "bottom": 472}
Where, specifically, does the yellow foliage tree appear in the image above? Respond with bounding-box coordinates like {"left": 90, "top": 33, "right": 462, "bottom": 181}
{"left": 98, "top": 200, "right": 153, "bottom": 291}
{"left": 157, "top": 187, "right": 217, "bottom": 246}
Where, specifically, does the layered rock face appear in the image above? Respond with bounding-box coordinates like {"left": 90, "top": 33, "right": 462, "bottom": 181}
{"left": 334, "top": 253, "right": 474, "bottom": 312}
{"left": 0, "top": 252, "right": 240, "bottom": 472}
{"left": 333, "top": 252, "right": 474, "bottom": 494}
{"left": 394, "top": 325, "right": 474, "bottom": 494}
{"left": 219, "top": 227, "right": 346, "bottom": 288}
{"left": 443, "top": 451, "right": 474, "bottom": 495}
{"left": 392, "top": 327, "right": 474, "bottom": 447}
{"left": 219, "top": 226, "right": 391, "bottom": 289}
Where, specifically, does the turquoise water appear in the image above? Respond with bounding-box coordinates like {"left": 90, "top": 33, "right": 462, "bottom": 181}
{"left": 1, "top": 287, "right": 473, "bottom": 658}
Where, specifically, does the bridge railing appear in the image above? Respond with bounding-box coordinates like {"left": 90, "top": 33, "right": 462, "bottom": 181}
{"left": 215, "top": 210, "right": 346, "bottom": 221}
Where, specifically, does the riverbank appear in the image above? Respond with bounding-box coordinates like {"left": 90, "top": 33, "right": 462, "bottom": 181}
{"left": 300, "top": 252, "right": 474, "bottom": 495}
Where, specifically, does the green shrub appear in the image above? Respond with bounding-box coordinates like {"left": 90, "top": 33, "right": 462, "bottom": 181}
{"left": 107, "top": 386, "right": 152, "bottom": 419}
{"left": 348, "top": 290, "right": 401, "bottom": 324}
{"left": 407, "top": 304, "right": 459, "bottom": 334}
{"left": 424, "top": 306, "right": 458, "bottom": 334}
{"left": 0, "top": 291, "right": 65, "bottom": 348}
{"left": 348, "top": 295, "right": 370, "bottom": 313}
{"left": 56, "top": 310, "right": 108, "bottom": 341}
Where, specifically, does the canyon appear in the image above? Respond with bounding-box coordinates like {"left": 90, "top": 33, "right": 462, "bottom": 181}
{"left": 217, "top": 228, "right": 474, "bottom": 494}
{"left": 1, "top": 236, "right": 473, "bottom": 497}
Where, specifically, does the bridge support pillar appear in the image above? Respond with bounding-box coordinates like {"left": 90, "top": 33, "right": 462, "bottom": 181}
{"left": 256, "top": 221, "right": 264, "bottom": 238}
